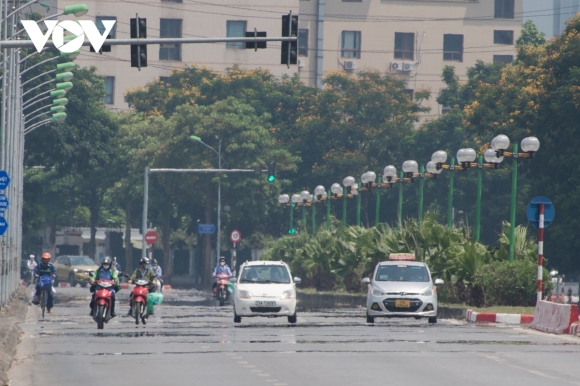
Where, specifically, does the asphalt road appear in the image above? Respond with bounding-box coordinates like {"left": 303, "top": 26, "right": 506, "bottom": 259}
{"left": 8, "top": 287, "right": 580, "bottom": 386}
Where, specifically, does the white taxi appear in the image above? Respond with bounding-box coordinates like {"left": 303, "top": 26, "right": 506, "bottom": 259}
{"left": 231, "top": 261, "right": 301, "bottom": 324}
{"left": 362, "top": 253, "right": 444, "bottom": 324}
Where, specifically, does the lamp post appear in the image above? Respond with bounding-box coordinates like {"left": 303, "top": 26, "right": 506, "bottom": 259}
{"left": 300, "top": 190, "right": 311, "bottom": 234}
{"left": 330, "top": 182, "right": 343, "bottom": 229}
{"left": 313, "top": 185, "right": 328, "bottom": 232}
{"left": 342, "top": 176, "right": 356, "bottom": 229}
{"left": 190, "top": 136, "right": 227, "bottom": 266}
{"left": 360, "top": 171, "right": 378, "bottom": 226}
{"left": 278, "top": 194, "right": 293, "bottom": 234}
{"left": 491, "top": 134, "right": 540, "bottom": 262}
{"left": 291, "top": 193, "right": 302, "bottom": 234}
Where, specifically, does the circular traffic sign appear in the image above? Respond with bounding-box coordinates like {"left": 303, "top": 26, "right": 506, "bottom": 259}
{"left": 526, "top": 196, "right": 555, "bottom": 228}
{"left": 145, "top": 229, "right": 158, "bottom": 244}
{"left": 230, "top": 229, "right": 242, "bottom": 243}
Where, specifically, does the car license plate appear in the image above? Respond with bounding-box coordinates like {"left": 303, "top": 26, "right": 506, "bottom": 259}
{"left": 255, "top": 301, "right": 276, "bottom": 307}
{"left": 395, "top": 300, "right": 411, "bottom": 308}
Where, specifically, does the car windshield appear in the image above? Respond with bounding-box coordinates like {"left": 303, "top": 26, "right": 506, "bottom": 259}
{"left": 375, "top": 264, "right": 430, "bottom": 282}
{"left": 69, "top": 257, "right": 96, "bottom": 266}
{"left": 240, "top": 265, "right": 291, "bottom": 284}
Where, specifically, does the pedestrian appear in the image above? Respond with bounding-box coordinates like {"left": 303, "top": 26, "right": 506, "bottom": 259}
{"left": 568, "top": 287, "right": 573, "bottom": 304}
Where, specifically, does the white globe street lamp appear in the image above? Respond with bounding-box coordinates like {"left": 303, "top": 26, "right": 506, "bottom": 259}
{"left": 278, "top": 194, "right": 290, "bottom": 204}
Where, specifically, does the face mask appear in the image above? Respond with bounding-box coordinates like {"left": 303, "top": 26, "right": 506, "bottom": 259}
{"left": 220, "top": 262, "right": 225, "bottom": 266}
{"left": 146, "top": 265, "right": 151, "bottom": 269}
{"left": 103, "top": 264, "right": 110, "bottom": 270}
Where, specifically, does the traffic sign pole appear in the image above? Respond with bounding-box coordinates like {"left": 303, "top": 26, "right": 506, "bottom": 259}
{"left": 537, "top": 203, "right": 544, "bottom": 303}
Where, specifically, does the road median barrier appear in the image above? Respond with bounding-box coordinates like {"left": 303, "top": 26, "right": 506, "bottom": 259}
{"left": 569, "top": 322, "right": 580, "bottom": 335}
{"left": 529, "top": 300, "right": 579, "bottom": 334}
{"left": 120, "top": 283, "right": 129, "bottom": 290}
{"left": 58, "top": 282, "right": 69, "bottom": 288}
{"left": 162, "top": 285, "right": 171, "bottom": 290}
{"left": 466, "top": 309, "right": 533, "bottom": 325}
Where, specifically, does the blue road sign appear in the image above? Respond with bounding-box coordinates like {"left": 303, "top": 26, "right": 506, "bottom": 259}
{"left": 526, "top": 196, "right": 555, "bottom": 228}
{"left": 199, "top": 224, "right": 216, "bottom": 234}
{"left": 0, "top": 216, "right": 7, "bottom": 236}
{"left": 0, "top": 170, "right": 9, "bottom": 190}
{"left": 0, "top": 194, "right": 8, "bottom": 213}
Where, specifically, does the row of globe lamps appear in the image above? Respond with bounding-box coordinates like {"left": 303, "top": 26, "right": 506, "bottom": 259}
{"left": 278, "top": 134, "right": 540, "bottom": 262}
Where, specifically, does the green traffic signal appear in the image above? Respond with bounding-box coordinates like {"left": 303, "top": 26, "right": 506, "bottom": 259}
{"left": 268, "top": 175, "right": 275, "bottom": 183}
{"left": 288, "top": 228, "right": 296, "bottom": 235}
{"left": 267, "top": 161, "right": 276, "bottom": 183}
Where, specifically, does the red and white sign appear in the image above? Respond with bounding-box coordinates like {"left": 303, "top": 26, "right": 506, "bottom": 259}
{"left": 230, "top": 229, "right": 242, "bottom": 244}
{"left": 389, "top": 253, "right": 415, "bottom": 261}
{"left": 145, "top": 229, "right": 158, "bottom": 245}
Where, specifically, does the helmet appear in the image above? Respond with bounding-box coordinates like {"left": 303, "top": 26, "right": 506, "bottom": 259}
{"left": 102, "top": 256, "right": 112, "bottom": 271}
{"left": 152, "top": 259, "right": 158, "bottom": 266}
{"left": 29, "top": 255, "right": 35, "bottom": 260}
{"left": 219, "top": 256, "right": 226, "bottom": 262}
{"left": 41, "top": 252, "right": 51, "bottom": 261}
{"left": 112, "top": 256, "right": 117, "bottom": 262}
{"left": 140, "top": 257, "right": 149, "bottom": 265}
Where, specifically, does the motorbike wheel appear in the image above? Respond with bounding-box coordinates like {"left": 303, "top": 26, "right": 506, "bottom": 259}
{"left": 40, "top": 290, "right": 47, "bottom": 319}
{"left": 68, "top": 273, "right": 76, "bottom": 288}
{"left": 218, "top": 288, "right": 225, "bottom": 306}
{"left": 96, "top": 304, "right": 105, "bottom": 330}
{"left": 133, "top": 303, "right": 141, "bottom": 325}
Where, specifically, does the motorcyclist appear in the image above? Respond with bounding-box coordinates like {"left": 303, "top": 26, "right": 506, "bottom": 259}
{"left": 127, "top": 257, "right": 157, "bottom": 316}
{"left": 212, "top": 257, "right": 232, "bottom": 298}
{"left": 89, "top": 256, "right": 119, "bottom": 317}
{"left": 112, "top": 256, "right": 121, "bottom": 271}
{"left": 27, "top": 255, "right": 37, "bottom": 271}
{"left": 31, "top": 252, "right": 56, "bottom": 313}
{"left": 152, "top": 259, "right": 163, "bottom": 291}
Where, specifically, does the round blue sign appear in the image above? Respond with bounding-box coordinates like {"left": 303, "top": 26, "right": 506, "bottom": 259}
{"left": 526, "top": 196, "right": 555, "bottom": 228}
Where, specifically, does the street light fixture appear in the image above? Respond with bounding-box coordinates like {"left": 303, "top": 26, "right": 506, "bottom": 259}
{"left": 491, "top": 134, "right": 540, "bottom": 262}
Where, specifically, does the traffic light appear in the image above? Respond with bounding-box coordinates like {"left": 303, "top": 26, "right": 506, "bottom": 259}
{"left": 130, "top": 17, "right": 147, "bottom": 68}
{"left": 267, "top": 161, "right": 276, "bottom": 183}
{"left": 281, "top": 14, "right": 298, "bottom": 65}
{"left": 245, "top": 30, "right": 267, "bottom": 50}
{"left": 288, "top": 228, "right": 296, "bottom": 235}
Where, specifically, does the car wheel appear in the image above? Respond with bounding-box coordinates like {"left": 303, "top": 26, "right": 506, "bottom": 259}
{"left": 234, "top": 308, "right": 241, "bottom": 323}
{"left": 68, "top": 273, "right": 76, "bottom": 288}
{"left": 288, "top": 313, "right": 297, "bottom": 324}
{"left": 428, "top": 316, "right": 437, "bottom": 324}
{"left": 81, "top": 282, "right": 88, "bottom": 288}
{"left": 366, "top": 314, "right": 374, "bottom": 324}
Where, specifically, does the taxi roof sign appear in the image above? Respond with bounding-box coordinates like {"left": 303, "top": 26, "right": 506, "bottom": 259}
{"left": 389, "top": 253, "right": 415, "bottom": 261}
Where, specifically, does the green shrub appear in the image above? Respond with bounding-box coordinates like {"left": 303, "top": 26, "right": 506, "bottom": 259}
{"left": 474, "top": 261, "right": 553, "bottom": 306}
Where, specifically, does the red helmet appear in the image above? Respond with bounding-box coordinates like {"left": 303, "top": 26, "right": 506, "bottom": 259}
{"left": 41, "top": 252, "right": 51, "bottom": 260}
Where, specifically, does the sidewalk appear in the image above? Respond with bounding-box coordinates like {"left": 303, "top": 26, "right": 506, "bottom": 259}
{"left": 0, "top": 287, "right": 28, "bottom": 385}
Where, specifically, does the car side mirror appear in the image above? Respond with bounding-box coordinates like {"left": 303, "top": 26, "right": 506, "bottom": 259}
{"left": 229, "top": 277, "right": 237, "bottom": 283}
{"left": 361, "top": 277, "right": 371, "bottom": 284}
{"left": 434, "top": 278, "right": 444, "bottom": 285}
{"left": 293, "top": 277, "right": 301, "bottom": 284}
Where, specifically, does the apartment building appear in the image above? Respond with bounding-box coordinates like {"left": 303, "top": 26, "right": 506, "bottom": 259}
{"left": 50, "top": 0, "right": 521, "bottom": 117}
{"left": 297, "top": 0, "right": 523, "bottom": 119}
{"left": 53, "top": 0, "right": 299, "bottom": 111}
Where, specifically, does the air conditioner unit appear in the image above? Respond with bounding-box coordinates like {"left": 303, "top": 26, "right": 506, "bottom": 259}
{"left": 402, "top": 61, "right": 416, "bottom": 71}
{"left": 390, "top": 61, "right": 403, "bottom": 71}
{"left": 297, "top": 58, "right": 306, "bottom": 68}
{"left": 344, "top": 60, "right": 357, "bottom": 70}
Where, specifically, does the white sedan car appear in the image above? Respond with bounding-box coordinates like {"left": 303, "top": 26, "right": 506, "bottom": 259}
{"left": 232, "top": 261, "right": 301, "bottom": 324}
{"left": 362, "top": 254, "right": 444, "bottom": 324}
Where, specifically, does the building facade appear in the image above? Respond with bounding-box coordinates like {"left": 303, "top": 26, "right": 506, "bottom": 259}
{"left": 298, "top": 0, "right": 523, "bottom": 119}
{"left": 52, "top": 0, "right": 521, "bottom": 118}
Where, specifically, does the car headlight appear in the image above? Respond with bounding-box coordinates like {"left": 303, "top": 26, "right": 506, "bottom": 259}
{"left": 421, "top": 287, "right": 433, "bottom": 296}
{"left": 372, "top": 287, "right": 384, "bottom": 296}
{"left": 73, "top": 268, "right": 78, "bottom": 272}
{"left": 280, "top": 290, "right": 293, "bottom": 300}
{"left": 238, "top": 290, "right": 251, "bottom": 299}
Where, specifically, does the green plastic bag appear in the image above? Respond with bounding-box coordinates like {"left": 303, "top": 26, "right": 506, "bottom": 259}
{"left": 147, "top": 293, "right": 164, "bottom": 315}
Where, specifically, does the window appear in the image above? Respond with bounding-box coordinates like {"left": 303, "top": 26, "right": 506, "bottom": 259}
{"left": 104, "top": 76, "right": 114, "bottom": 104}
{"left": 441, "top": 106, "right": 452, "bottom": 115}
{"left": 159, "top": 19, "right": 182, "bottom": 61}
{"left": 159, "top": 76, "right": 170, "bottom": 84}
{"left": 226, "top": 20, "right": 247, "bottom": 49}
{"left": 494, "top": 30, "right": 514, "bottom": 45}
{"left": 493, "top": 55, "right": 513, "bottom": 64}
{"left": 394, "top": 32, "right": 414, "bottom": 60}
{"left": 341, "top": 31, "right": 361, "bottom": 58}
{"left": 96, "top": 16, "right": 116, "bottom": 38}
{"left": 298, "top": 29, "right": 308, "bottom": 56}
{"left": 495, "top": 0, "right": 514, "bottom": 19}
{"left": 443, "top": 34, "right": 463, "bottom": 62}
{"left": 404, "top": 89, "right": 414, "bottom": 101}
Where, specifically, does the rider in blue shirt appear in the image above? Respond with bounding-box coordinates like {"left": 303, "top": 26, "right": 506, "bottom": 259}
{"left": 212, "top": 257, "right": 232, "bottom": 297}
{"left": 32, "top": 252, "right": 57, "bottom": 313}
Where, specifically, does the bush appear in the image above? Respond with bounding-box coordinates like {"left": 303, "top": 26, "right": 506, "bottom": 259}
{"left": 474, "top": 261, "right": 553, "bottom": 306}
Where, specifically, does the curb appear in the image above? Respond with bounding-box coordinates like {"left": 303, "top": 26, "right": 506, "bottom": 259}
{"left": 162, "top": 285, "right": 171, "bottom": 290}
{"left": 0, "top": 288, "right": 28, "bottom": 385}
{"left": 570, "top": 322, "right": 580, "bottom": 335}
{"left": 466, "top": 309, "right": 534, "bottom": 325}
{"left": 58, "top": 282, "right": 69, "bottom": 288}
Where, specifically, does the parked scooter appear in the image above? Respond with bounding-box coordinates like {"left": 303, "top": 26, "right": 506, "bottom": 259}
{"left": 130, "top": 279, "right": 151, "bottom": 325}
{"left": 93, "top": 279, "right": 115, "bottom": 330}
{"left": 216, "top": 273, "right": 231, "bottom": 306}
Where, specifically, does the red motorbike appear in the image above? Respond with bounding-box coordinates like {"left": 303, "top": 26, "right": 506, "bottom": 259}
{"left": 131, "top": 279, "right": 150, "bottom": 325}
{"left": 215, "top": 273, "right": 231, "bottom": 306}
{"left": 93, "top": 279, "right": 114, "bottom": 330}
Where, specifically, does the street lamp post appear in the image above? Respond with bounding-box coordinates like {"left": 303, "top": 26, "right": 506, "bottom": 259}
{"left": 300, "top": 190, "right": 311, "bottom": 234}
{"left": 313, "top": 185, "right": 327, "bottom": 233}
{"left": 491, "top": 134, "right": 540, "bottom": 262}
{"left": 342, "top": 176, "right": 355, "bottom": 229}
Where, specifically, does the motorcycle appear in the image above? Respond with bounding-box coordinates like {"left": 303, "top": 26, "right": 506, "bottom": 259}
{"left": 157, "top": 275, "right": 163, "bottom": 293}
{"left": 93, "top": 279, "right": 115, "bottom": 330}
{"left": 131, "top": 279, "right": 151, "bottom": 326}
{"left": 215, "top": 273, "right": 231, "bottom": 306}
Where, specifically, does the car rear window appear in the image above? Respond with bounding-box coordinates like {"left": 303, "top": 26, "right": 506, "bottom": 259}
{"left": 240, "top": 265, "right": 291, "bottom": 284}
{"left": 375, "top": 265, "right": 430, "bottom": 282}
